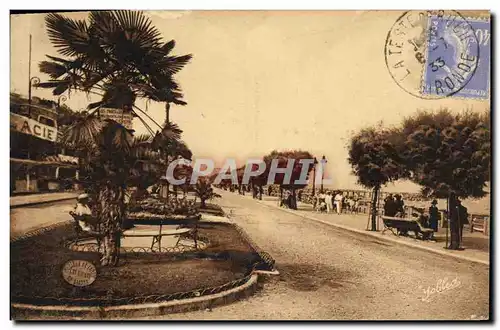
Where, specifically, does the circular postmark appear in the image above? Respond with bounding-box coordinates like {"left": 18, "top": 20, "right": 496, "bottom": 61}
{"left": 61, "top": 259, "right": 97, "bottom": 287}
{"left": 385, "top": 10, "right": 480, "bottom": 99}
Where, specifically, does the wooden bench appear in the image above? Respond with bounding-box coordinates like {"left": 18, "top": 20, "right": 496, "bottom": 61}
{"left": 122, "top": 227, "right": 192, "bottom": 251}
{"left": 382, "top": 216, "right": 434, "bottom": 240}
{"left": 70, "top": 213, "right": 199, "bottom": 251}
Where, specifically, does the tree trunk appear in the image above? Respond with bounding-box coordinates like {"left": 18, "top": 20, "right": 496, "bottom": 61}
{"left": 165, "top": 180, "right": 170, "bottom": 201}
{"left": 98, "top": 184, "right": 125, "bottom": 267}
{"left": 201, "top": 198, "right": 206, "bottom": 208}
{"left": 370, "top": 186, "right": 380, "bottom": 231}
{"left": 291, "top": 188, "right": 297, "bottom": 210}
{"left": 448, "top": 193, "right": 460, "bottom": 249}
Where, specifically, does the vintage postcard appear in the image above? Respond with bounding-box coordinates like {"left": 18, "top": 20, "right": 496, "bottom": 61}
{"left": 10, "top": 10, "right": 491, "bottom": 320}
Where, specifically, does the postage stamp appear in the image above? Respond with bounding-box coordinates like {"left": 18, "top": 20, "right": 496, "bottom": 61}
{"left": 422, "top": 15, "right": 489, "bottom": 99}
{"left": 385, "top": 10, "right": 484, "bottom": 99}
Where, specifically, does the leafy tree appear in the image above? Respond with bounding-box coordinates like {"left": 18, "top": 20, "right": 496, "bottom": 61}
{"left": 262, "top": 150, "right": 314, "bottom": 210}
{"left": 68, "top": 118, "right": 160, "bottom": 266}
{"left": 347, "top": 126, "right": 407, "bottom": 230}
{"left": 401, "top": 109, "right": 490, "bottom": 249}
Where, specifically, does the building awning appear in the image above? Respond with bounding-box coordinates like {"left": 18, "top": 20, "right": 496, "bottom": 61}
{"left": 10, "top": 157, "right": 78, "bottom": 168}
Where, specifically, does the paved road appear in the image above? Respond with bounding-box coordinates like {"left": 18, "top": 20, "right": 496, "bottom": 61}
{"left": 11, "top": 195, "right": 490, "bottom": 320}
{"left": 153, "top": 190, "right": 490, "bottom": 320}
{"left": 10, "top": 200, "right": 75, "bottom": 240}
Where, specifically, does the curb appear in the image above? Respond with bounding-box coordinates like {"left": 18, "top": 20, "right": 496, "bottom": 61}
{"left": 11, "top": 212, "right": 266, "bottom": 319}
{"left": 10, "top": 196, "right": 78, "bottom": 209}
{"left": 251, "top": 198, "right": 489, "bottom": 266}
{"left": 11, "top": 274, "right": 259, "bottom": 319}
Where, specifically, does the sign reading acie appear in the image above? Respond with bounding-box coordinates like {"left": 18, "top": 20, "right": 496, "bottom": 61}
{"left": 10, "top": 113, "right": 58, "bottom": 142}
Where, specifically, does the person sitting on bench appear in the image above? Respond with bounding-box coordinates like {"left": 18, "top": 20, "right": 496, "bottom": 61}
{"left": 70, "top": 194, "right": 99, "bottom": 232}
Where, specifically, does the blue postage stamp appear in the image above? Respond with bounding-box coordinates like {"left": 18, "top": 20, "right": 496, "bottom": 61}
{"left": 422, "top": 15, "right": 490, "bottom": 99}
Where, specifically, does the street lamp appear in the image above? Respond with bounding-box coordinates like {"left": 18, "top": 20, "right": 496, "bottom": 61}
{"left": 320, "top": 155, "right": 327, "bottom": 193}
{"left": 28, "top": 76, "right": 40, "bottom": 118}
{"left": 312, "top": 157, "right": 318, "bottom": 196}
{"left": 57, "top": 95, "right": 67, "bottom": 108}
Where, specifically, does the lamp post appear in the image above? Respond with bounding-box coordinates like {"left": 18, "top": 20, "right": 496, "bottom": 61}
{"left": 312, "top": 157, "right": 318, "bottom": 196}
{"left": 57, "top": 95, "right": 67, "bottom": 108}
{"left": 320, "top": 155, "right": 327, "bottom": 193}
{"left": 28, "top": 76, "right": 40, "bottom": 118}
{"left": 27, "top": 34, "right": 41, "bottom": 118}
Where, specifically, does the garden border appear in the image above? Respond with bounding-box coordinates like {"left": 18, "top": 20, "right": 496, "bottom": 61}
{"left": 11, "top": 215, "right": 275, "bottom": 319}
{"left": 11, "top": 273, "right": 259, "bottom": 319}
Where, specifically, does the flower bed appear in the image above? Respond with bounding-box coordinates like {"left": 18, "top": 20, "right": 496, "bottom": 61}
{"left": 129, "top": 196, "right": 198, "bottom": 217}
{"left": 11, "top": 222, "right": 259, "bottom": 308}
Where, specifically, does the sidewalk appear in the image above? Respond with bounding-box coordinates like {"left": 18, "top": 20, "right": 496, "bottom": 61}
{"left": 10, "top": 191, "right": 81, "bottom": 208}
{"left": 228, "top": 191, "right": 489, "bottom": 265}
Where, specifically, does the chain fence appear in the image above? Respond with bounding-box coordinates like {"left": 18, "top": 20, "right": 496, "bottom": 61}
{"left": 11, "top": 220, "right": 275, "bottom": 308}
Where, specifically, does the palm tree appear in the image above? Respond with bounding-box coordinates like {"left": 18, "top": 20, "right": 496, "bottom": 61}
{"left": 193, "top": 178, "right": 222, "bottom": 208}
{"left": 151, "top": 121, "right": 192, "bottom": 199}
{"left": 66, "top": 117, "right": 161, "bottom": 266}
{"left": 38, "top": 12, "right": 192, "bottom": 107}
{"left": 38, "top": 10, "right": 193, "bottom": 266}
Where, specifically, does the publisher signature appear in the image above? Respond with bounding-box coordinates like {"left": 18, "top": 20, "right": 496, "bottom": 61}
{"left": 419, "top": 277, "right": 461, "bottom": 302}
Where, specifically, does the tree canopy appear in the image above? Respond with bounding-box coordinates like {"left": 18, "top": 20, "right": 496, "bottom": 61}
{"left": 348, "top": 108, "right": 491, "bottom": 200}
{"left": 402, "top": 109, "right": 490, "bottom": 199}
{"left": 348, "top": 125, "right": 406, "bottom": 189}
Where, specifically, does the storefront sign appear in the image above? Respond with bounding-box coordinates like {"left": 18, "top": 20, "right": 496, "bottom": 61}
{"left": 99, "top": 108, "right": 134, "bottom": 129}
{"left": 10, "top": 112, "right": 58, "bottom": 142}
{"left": 61, "top": 259, "right": 97, "bottom": 287}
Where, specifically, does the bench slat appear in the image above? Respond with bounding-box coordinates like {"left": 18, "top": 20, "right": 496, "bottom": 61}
{"left": 122, "top": 228, "right": 191, "bottom": 237}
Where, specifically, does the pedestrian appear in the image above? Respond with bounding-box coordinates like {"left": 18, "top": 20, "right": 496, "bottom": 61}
{"left": 70, "top": 193, "right": 98, "bottom": 232}
{"left": 384, "top": 194, "right": 396, "bottom": 216}
{"left": 457, "top": 200, "right": 469, "bottom": 244}
{"left": 334, "top": 191, "right": 343, "bottom": 214}
{"left": 316, "top": 193, "right": 326, "bottom": 212}
{"left": 353, "top": 198, "right": 360, "bottom": 214}
{"left": 394, "top": 194, "right": 405, "bottom": 217}
{"left": 324, "top": 192, "right": 331, "bottom": 213}
{"left": 428, "top": 199, "right": 439, "bottom": 232}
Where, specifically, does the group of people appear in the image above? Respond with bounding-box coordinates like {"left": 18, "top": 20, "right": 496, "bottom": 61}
{"left": 314, "top": 191, "right": 359, "bottom": 214}
{"left": 383, "top": 194, "right": 470, "bottom": 242}
{"left": 383, "top": 194, "right": 406, "bottom": 217}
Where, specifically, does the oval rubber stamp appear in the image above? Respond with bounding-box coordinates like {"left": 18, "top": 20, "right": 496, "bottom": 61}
{"left": 61, "top": 259, "right": 97, "bottom": 287}
{"left": 385, "top": 10, "right": 480, "bottom": 99}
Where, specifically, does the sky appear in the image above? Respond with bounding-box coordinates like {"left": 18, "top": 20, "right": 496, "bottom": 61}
{"left": 10, "top": 10, "right": 490, "bottom": 192}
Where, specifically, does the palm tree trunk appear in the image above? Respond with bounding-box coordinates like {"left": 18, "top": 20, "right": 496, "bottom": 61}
{"left": 165, "top": 102, "right": 170, "bottom": 125}
{"left": 164, "top": 102, "right": 171, "bottom": 201}
{"left": 98, "top": 184, "right": 125, "bottom": 267}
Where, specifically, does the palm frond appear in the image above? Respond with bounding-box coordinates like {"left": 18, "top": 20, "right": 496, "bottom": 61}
{"left": 99, "top": 120, "right": 134, "bottom": 153}
{"left": 156, "top": 54, "right": 193, "bottom": 75}
{"left": 45, "top": 13, "right": 92, "bottom": 57}
{"left": 60, "top": 115, "right": 103, "bottom": 147}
